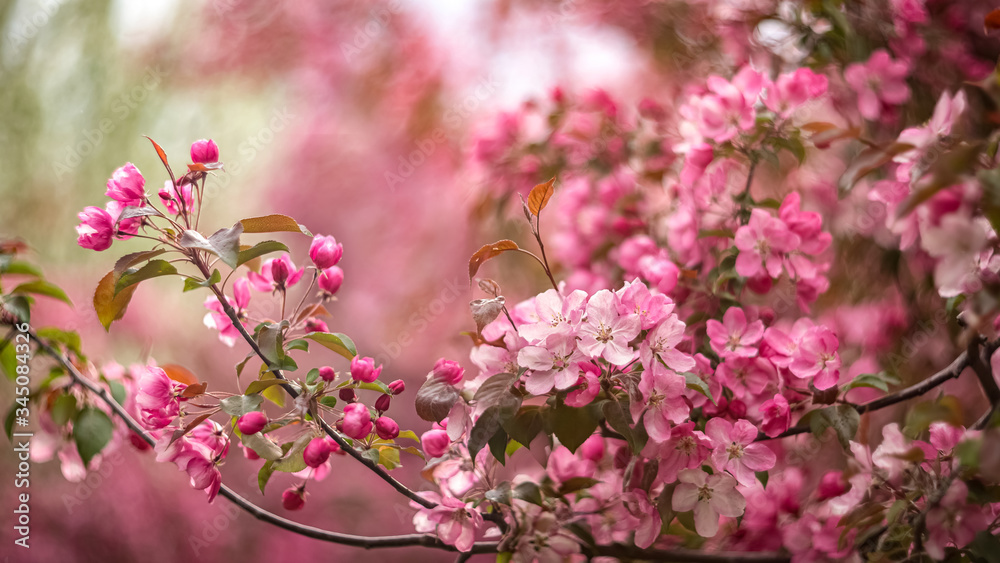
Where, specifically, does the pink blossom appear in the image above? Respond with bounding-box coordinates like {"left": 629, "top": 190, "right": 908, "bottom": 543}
{"left": 896, "top": 90, "right": 966, "bottom": 165}
{"left": 432, "top": 358, "right": 465, "bottom": 385}
{"left": 616, "top": 235, "right": 658, "bottom": 275}
{"left": 341, "top": 403, "right": 372, "bottom": 439}
{"left": 136, "top": 366, "right": 186, "bottom": 429}
{"left": 248, "top": 254, "right": 304, "bottom": 292}
{"left": 920, "top": 214, "right": 991, "bottom": 298}
{"left": 925, "top": 480, "right": 990, "bottom": 560}
{"left": 565, "top": 362, "right": 601, "bottom": 407}
{"left": 816, "top": 471, "right": 849, "bottom": 501}
{"left": 516, "top": 287, "right": 587, "bottom": 343}
{"left": 104, "top": 162, "right": 146, "bottom": 203}
{"left": 318, "top": 366, "right": 336, "bottom": 382}
{"left": 578, "top": 289, "right": 640, "bottom": 366}
{"left": 636, "top": 363, "right": 690, "bottom": 442}
{"left": 734, "top": 209, "right": 800, "bottom": 279}
{"left": 237, "top": 411, "right": 267, "bottom": 435}
{"left": 411, "top": 492, "right": 484, "bottom": 553}
{"left": 350, "top": 356, "right": 381, "bottom": 383}
{"left": 707, "top": 307, "right": 765, "bottom": 359}
{"left": 639, "top": 313, "right": 695, "bottom": 374}
{"left": 929, "top": 422, "right": 964, "bottom": 453}
{"left": 686, "top": 66, "right": 764, "bottom": 142}
{"left": 624, "top": 492, "right": 662, "bottom": 548}
{"left": 759, "top": 394, "right": 790, "bottom": 438}
{"left": 309, "top": 234, "right": 344, "bottom": 269}
{"left": 638, "top": 254, "right": 680, "bottom": 294}
{"left": 190, "top": 139, "right": 220, "bottom": 164}
{"left": 546, "top": 446, "right": 596, "bottom": 483}
{"left": 617, "top": 279, "right": 674, "bottom": 330}
{"left": 706, "top": 418, "right": 776, "bottom": 486}
{"left": 519, "top": 334, "right": 588, "bottom": 395}
{"left": 764, "top": 68, "right": 828, "bottom": 117}
{"left": 303, "top": 437, "right": 332, "bottom": 468}
{"left": 672, "top": 468, "right": 746, "bottom": 537}
{"left": 657, "top": 422, "right": 712, "bottom": 483}
{"left": 158, "top": 181, "right": 193, "bottom": 216}
{"left": 761, "top": 319, "right": 814, "bottom": 368}
{"left": 844, "top": 49, "right": 911, "bottom": 120}
{"left": 789, "top": 325, "right": 841, "bottom": 389}
{"left": 375, "top": 416, "right": 400, "bottom": 440}
{"left": 421, "top": 429, "right": 450, "bottom": 458}
{"left": 155, "top": 429, "right": 222, "bottom": 502}
{"left": 75, "top": 206, "right": 115, "bottom": 251}
{"left": 202, "top": 278, "right": 251, "bottom": 347}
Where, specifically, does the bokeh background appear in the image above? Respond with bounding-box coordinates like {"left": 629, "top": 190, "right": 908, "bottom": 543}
{"left": 0, "top": 1, "right": 657, "bottom": 561}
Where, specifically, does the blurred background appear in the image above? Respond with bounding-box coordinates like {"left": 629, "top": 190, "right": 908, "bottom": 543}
{"left": 0, "top": 0, "right": 653, "bottom": 561}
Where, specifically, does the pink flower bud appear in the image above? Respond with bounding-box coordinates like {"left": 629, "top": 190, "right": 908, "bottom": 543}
{"left": 388, "top": 379, "right": 405, "bottom": 394}
{"left": 237, "top": 412, "right": 267, "bottom": 435}
{"left": 431, "top": 358, "right": 464, "bottom": 385}
{"left": 76, "top": 206, "right": 116, "bottom": 251}
{"left": 271, "top": 259, "right": 290, "bottom": 287}
{"left": 104, "top": 162, "right": 146, "bottom": 203}
{"left": 376, "top": 417, "right": 400, "bottom": 440}
{"left": 242, "top": 444, "right": 260, "bottom": 460}
{"left": 339, "top": 388, "right": 356, "bottom": 402}
{"left": 309, "top": 235, "right": 344, "bottom": 269}
{"left": 306, "top": 318, "right": 330, "bottom": 333}
{"left": 129, "top": 432, "right": 152, "bottom": 451}
{"left": 817, "top": 471, "right": 848, "bottom": 500}
{"left": 727, "top": 398, "right": 747, "bottom": 419}
{"left": 375, "top": 393, "right": 392, "bottom": 412}
{"left": 759, "top": 394, "right": 791, "bottom": 438}
{"left": 421, "top": 429, "right": 450, "bottom": 458}
{"left": 351, "top": 356, "right": 381, "bottom": 383}
{"left": 318, "top": 267, "right": 344, "bottom": 295}
{"left": 281, "top": 486, "right": 305, "bottom": 511}
{"left": 342, "top": 403, "right": 373, "bottom": 439}
{"left": 323, "top": 437, "right": 343, "bottom": 455}
{"left": 578, "top": 434, "right": 605, "bottom": 462}
{"left": 303, "top": 437, "right": 332, "bottom": 468}
{"left": 190, "top": 139, "right": 220, "bottom": 164}
{"left": 318, "top": 366, "right": 336, "bottom": 382}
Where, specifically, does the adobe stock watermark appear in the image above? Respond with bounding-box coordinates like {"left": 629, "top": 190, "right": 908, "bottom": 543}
{"left": 188, "top": 473, "right": 257, "bottom": 556}
{"left": 6, "top": 0, "right": 70, "bottom": 55}
{"left": 202, "top": 106, "right": 297, "bottom": 201}
{"left": 372, "top": 277, "right": 466, "bottom": 369}
{"left": 384, "top": 75, "right": 500, "bottom": 191}
{"left": 51, "top": 66, "right": 167, "bottom": 181}
{"left": 340, "top": 1, "right": 404, "bottom": 64}
{"left": 62, "top": 449, "right": 125, "bottom": 514}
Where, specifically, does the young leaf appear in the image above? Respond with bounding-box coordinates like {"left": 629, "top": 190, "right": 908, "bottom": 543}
{"left": 161, "top": 364, "right": 199, "bottom": 385}
{"left": 114, "top": 260, "right": 178, "bottom": 295}
{"left": 808, "top": 405, "right": 860, "bottom": 449}
{"left": 73, "top": 407, "right": 113, "bottom": 467}
{"left": 94, "top": 270, "right": 138, "bottom": 331}
{"left": 415, "top": 376, "right": 460, "bottom": 422}
{"left": 11, "top": 280, "right": 72, "bottom": 305}
{"left": 245, "top": 379, "right": 287, "bottom": 395}
{"left": 303, "top": 332, "right": 357, "bottom": 360}
{"left": 183, "top": 269, "right": 222, "bottom": 292}
{"left": 179, "top": 222, "right": 244, "bottom": 269}
{"left": 237, "top": 240, "right": 289, "bottom": 267}
{"left": 242, "top": 432, "right": 284, "bottom": 461}
{"left": 220, "top": 394, "right": 264, "bottom": 417}
{"left": 114, "top": 250, "right": 167, "bottom": 279}
{"left": 240, "top": 215, "right": 313, "bottom": 237}
{"left": 468, "top": 240, "right": 519, "bottom": 282}
{"left": 549, "top": 401, "right": 604, "bottom": 453}
{"left": 527, "top": 177, "right": 556, "bottom": 216}
{"left": 144, "top": 136, "right": 174, "bottom": 181}
{"left": 116, "top": 205, "right": 159, "bottom": 223}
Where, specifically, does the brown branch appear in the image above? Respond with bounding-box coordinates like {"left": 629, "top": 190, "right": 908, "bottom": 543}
{"left": 191, "top": 256, "right": 437, "bottom": 510}
{"left": 758, "top": 350, "right": 971, "bottom": 441}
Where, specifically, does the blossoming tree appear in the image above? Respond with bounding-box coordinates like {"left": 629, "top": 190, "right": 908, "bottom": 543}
{"left": 7, "top": 0, "right": 1000, "bottom": 561}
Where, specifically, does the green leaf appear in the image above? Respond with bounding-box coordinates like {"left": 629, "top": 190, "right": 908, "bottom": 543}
{"left": 115, "top": 260, "right": 178, "bottom": 295}
{"left": 113, "top": 250, "right": 167, "bottom": 279}
{"left": 319, "top": 396, "right": 338, "bottom": 408}
{"left": 256, "top": 322, "right": 286, "bottom": 365}
{"left": 183, "top": 269, "right": 222, "bottom": 292}
{"left": 682, "top": 372, "right": 716, "bottom": 404}
{"left": 4, "top": 406, "right": 16, "bottom": 441}
{"left": 73, "top": 407, "right": 113, "bottom": 467}
{"left": 469, "top": 373, "right": 521, "bottom": 463}
{"left": 513, "top": 482, "right": 543, "bottom": 505}
{"left": 558, "top": 477, "right": 600, "bottom": 495}
{"left": 179, "top": 222, "right": 244, "bottom": 269}
{"left": 303, "top": 332, "right": 356, "bottom": 360}
{"left": 0, "top": 341, "right": 17, "bottom": 381}
{"left": 844, "top": 372, "right": 897, "bottom": 393}
{"left": 502, "top": 405, "right": 544, "bottom": 447}
{"left": 355, "top": 380, "right": 390, "bottom": 394}
{"left": 378, "top": 446, "right": 402, "bottom": 470}
{"left": 2, "top": 295, "right": 32, "bottom": 323}
{"left": 242, "top": 432, "right": 284, "bottom": 461}
{"left": 286, "top": 338, "right": 309, "bottom": 352}
{"left": 0, "top": 259, "right": 42, "bottom": 277}
{"left": 116, "top": 205, "right": 159, "bottom": 223}
{"left": 549, "top": 400, "right": 604, "bottom": 453}
{"left": 808, "top": 405, "right": 860, "bottom": 449}
{"left": 51, "top": 393, "right": 78, "bottom": 426}
{"left": 414, "top": 375, "right": 460, "bottom": 422}
{"left": 108, "top": 380, "right": 126, "bottom": 405}
{"left": 969, "top": 531, "right": 1000, "bottom": 563}
{"left": 237, "top": 240, "right": 290, "bottom": 267}
{"left": 245, "top": 379, "right": 287, "bottom": 395}
{"left": 272, "top": 434, "right": 311, "bottom": 473}
{"left": 306, "top": 368, "right": 320, "bottom": 385}
{"left": 36, "top": 328, "right": 83, "bottom": 358}
{"left": 12, "top": 280, "right": 72, "bottom": 305}
{"left": 240, "top": 215, "right": 313, "bottom": 237}
{"left": 93, "top": 270, "right": 138, "bottom": 331}
{"left": 219, "top": 394, "right": 264, "bottom": 417}
{"left": 258, "top": 459, "right": 278, "bottom": 494}
{"left": 487, "top": 428, "right": 509, "bottom": 465}
{"left": 603, "top": 399, "right": 647, "bottom": 454}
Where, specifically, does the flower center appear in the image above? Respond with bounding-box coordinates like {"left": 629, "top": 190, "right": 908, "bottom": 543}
{"left": 727, "top": 441, "right": 744, "bottom": 459}
{"left": 697, "top": 484, "right": 714, "bottom": 501}
{"left": 677, "top": 436, "right": 696, "bottom": 455}
{"left": 595, "top": 323, "right": 614, "bottom": 343}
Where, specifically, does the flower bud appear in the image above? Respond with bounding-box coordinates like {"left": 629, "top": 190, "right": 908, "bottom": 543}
{"left": 375, "top": 393, "right": 392, "bottom": 412}
{"left": 303, "top": 437, "right": 332, "bottom": 468}
{"left": 431, "top": 358, "right": 464, "bottom": 385}
{"left": 271, "top": 259, "right": 290, "bottom": 287}
{"left": 421, "top": 429, "right": 450, "bottom": 458}
{"left": 309, "top": 235, "right": 344, "bottom": 269}
{"left": 339, "top": 388, "right": 356, "bottom": 403}
{"left": 351, "top": 356, "right": 382, "bottom": 383}
{"left": 104, "top": 163, "right": 146, "bottom": 203}
{"left": 578, "top": 434, "right": 605, "bottom": 462}
{"left": 281, "top": 486, "right": 305, "bottom": 511}
{"left": 305, "top": 318, "right": 330, "bottom": 333}
{"left": 323, "top": 437, "right": 344, "bottom": 455}
{"left": 817, "top": 471, "right": 849, "bottom": 500}
{"left": 387, "top": 379, "right": 405, "bottom": 394}
{"left": 190, "top": 139, "right": 220, "bottom": 164}
{"left": 375, "top": 417, "right": 400, "bottom": 440}
{"left": 318, "top": 366, "right": 336, "bottom": 382}
{"left": 237, "top": 411, "right": 267, "bottom": 435}
{"left": 129, "top": 432, "right": 152, "bottom": 451}
{"left": 318, "top": 266, "right": 344, "bottom": 295}
{"left": 241, "top": 444, "right": 260, "bottom": 460}
{"left": 342, "top": 403, "right": 373, "bottom": 439}
{"left": 727, "top": 398, "right": 747, "bottom": 419}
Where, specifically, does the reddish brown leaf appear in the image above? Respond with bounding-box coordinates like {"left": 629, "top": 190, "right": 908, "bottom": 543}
{"left": 810, "top": 125, "right": 861, "bottom": 149}
{"left": 187, "top": 162, "right": 224, "bottom": 172}
{"left": 527, "top": 177, "right": 556, "bottom": 216}
{"left": 468, "top": 240, "right": 519, "bottom": 282}
{"left": 180, "top": 382, "right": 208, "bottom": 398}
{"left": 162, "top": 364, "right": 199, "bottom": 385}
{"left": 144, "top": 136, "right": 174, "bottom": 181}
{"left": 986, "top": 8, "right": 1000, "bottom": 33}
{"left": 838, "top": 142, "right": 914, "bottom": 193}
